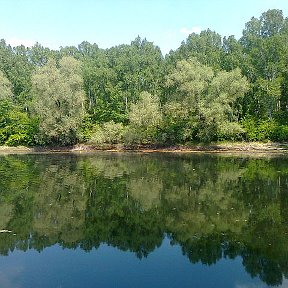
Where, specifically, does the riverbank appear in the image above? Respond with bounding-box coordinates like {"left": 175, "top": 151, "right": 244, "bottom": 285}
{"left": 1, "top": 142, "right": 288, "bottom": 154}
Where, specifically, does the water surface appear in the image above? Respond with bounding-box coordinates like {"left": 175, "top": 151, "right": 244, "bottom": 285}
{"left": 0, "top": 152, "right": 288, "bottom": 287}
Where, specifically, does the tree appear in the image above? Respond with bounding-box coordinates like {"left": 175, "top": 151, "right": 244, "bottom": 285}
{"left": 0, "top": 40, "right": 33, "bottom": 104}
{"left": 240, "top": 9, "right": 288, "bottom": 119}
{"left": 31, "top": 56, "right": 86, "bottom": 145}
{"left": 0, "top": 71, "right": 37, "bottom": 146}
{"left": 165, "top": 59, "right": 249, "bottom": 142}
{"left": 222, "top": 35, "right": 244, "bottom": 71}
{"left": 81, "top": 47, "right": 122, "bottom": 122}
{"left": 166, "top": 29, "right": 224, "bottom": 71}
{"left": 125, "top": 91, "right": 162, "bottom": 144}
{"left": 27, "top": 42, "right": 52, "bottom": 67}
{"left": 80, "top": 37, "right": 164, "bottom": 125}
{"left": 0, "top": 70, "right": 13, "bottom": 101}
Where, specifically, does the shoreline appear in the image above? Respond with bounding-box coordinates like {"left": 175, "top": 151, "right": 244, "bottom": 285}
{"left": 1, "top": 142, "right": 288, "bottom": 155}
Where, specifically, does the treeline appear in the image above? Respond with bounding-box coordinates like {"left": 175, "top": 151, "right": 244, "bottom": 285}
{"left": 1, "top": 9, "right": 288, "bottom": 146}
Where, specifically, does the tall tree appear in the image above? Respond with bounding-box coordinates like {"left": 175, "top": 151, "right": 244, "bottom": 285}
{"left": 0, "top": 70, "right": 13, "bottom": 101}
{"left": 166, "top": 29, "right": 224, "bottom": 71}
{"left": 81, "top": 37, "right": 164, "bottom": 124}
{"left": 240, "top": 9, "right": 288, "bottom": 119}
{"left": 165, "top": 59, "right": 249, "bottom": 142}
{"left": 31, "top": 57, "right": 86, "bottom": 144}
{"left": 222, "top": 35, "right": 244, "bottom": 71}
{"left": 0, "top": 40, "right": 33, "bottom": 104}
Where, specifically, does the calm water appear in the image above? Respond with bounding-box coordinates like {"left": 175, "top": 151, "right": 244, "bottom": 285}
{"left": 0, "top": 152, "right": 288, "bottom": 288}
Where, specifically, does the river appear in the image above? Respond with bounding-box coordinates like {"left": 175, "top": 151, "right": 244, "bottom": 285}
{"left": 0, "top": 152, "right": 287, "bottom": 287}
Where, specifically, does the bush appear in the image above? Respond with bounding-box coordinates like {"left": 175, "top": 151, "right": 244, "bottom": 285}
{"left": 218, "top": 122, "right": 245, "bottom": 141}
{"left": 0, "top": 101, "right": 39, "bottom": 146}
{"left": 240, "top": 118, "right": 288, "bottom": 142}
{"left": 88, "top": 121, "right": 124, "bottom": 145}
{"left": 123, "top": 126, "right": 142, "bottom": 145}
{"left": 124, "top": 91, "right": 162, "bottom": 145}
{"left": 271, "top": 125, "right": 288, "bottom": 141}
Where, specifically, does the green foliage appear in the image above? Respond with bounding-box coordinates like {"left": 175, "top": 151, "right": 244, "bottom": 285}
{"left": 240, "top": 10, "right": 288, "bottom": 119}
{"left": 31, "top": 56, "right": 86, "bottom": 145}
{"left": 3, "top": 112, "right": 38, "bottom": 146}
{"left": 0, "top": 40, "right": 36, "bottom": 106}
{"left": 81, "top": 37, "right": 164, "bottom": 124}
{"left": 88, "top": 121, "right": 124, "bottom": 145}
{"left": 167, "top": 29, "right": 224, "bottom": 70}
{"left": 125, "top": 91, "right": 162, "bottom": 144}
{"left": 217, "top": 122, "right": 245, "bottom": 141}
{"left": 0, "top": 100, "right": 38, "bottom": 146}
{"left": 1, "top": 9, "right": 288, "bottom": 146}
{"left": 241, "top": 117, "right": 278, "bottom": 141}
{"left": 161, "top": 101, "right": 191, "bottom": 143}
{"left": 0, "top": 70, "right": 13, "bottom": 101}
{"left": 0, "top": 73, "right": 37, "bottom": 146}
{"left": 165, "top": 59, "right": 249, "bottom": 142}
{"left": 271, "top": 125, "right": 288, "bottom": 141}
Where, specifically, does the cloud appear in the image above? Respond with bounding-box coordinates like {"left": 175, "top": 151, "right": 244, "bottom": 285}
{"left": 6, "top": 37, "right": 35, "bottom": 47}
{"left": 180, "top": 26, "right": 201, "bottom": 36}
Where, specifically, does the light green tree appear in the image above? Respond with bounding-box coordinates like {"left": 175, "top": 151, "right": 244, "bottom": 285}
{"left": 125, "top": 91, "right": 162, "bottom": 144}
{"left": 165, "top": 59, "right": 249, "bottom": 142}
{"left": 31, "top": 56, "right": 86, "bottom": 145}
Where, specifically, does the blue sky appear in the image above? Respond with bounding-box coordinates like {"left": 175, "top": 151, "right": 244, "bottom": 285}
{"left": 1, "top": 0, "right": 288, "bottom": 54}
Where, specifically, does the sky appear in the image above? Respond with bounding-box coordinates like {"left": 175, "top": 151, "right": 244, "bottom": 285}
{"left": 1, "top": 0, "right": 288, "bottom": 55}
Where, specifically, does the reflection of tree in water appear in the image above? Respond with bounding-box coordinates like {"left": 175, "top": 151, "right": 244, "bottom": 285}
{"left": 82, "top": 174, "right": 164, "bottom": 258}
{"left": 0, "top": 153, "right": 288, "bottom": 285}
{"left": 33, "top": 157, "right": 87, "bottom": 247}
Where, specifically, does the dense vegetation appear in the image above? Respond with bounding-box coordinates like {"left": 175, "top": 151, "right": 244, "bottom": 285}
{"left": 1, "top": 9, "right": 288, "bottom": 146}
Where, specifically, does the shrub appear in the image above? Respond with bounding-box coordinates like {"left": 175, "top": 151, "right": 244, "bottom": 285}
{"left": 124, "top": 92, "right": 162, "bottom": 145}
{"left": 0, "top": 101, "right": 39, "bottom": 146}
{"left": 88, "top": 121, "right": 124, "bottom": 145}
{"left": 271, "top": 125, "right": 288, "bottom": 141}
{"left": 241, "top": 118, "right": 277, "bottom": 141}
{"left": 218, "top": 122, "right": 245, "bottom": 141}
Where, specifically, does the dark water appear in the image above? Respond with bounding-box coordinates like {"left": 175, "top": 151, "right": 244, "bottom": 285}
{"left": 0, "top": 152, "right": 288, "bottom": 288}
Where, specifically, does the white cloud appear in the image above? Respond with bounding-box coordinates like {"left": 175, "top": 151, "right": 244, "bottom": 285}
{"left": 180, "top": 26, "right": 202, "bottom": 36}
{"left": 6, "top": 37, "right": 35, "bottom": 47}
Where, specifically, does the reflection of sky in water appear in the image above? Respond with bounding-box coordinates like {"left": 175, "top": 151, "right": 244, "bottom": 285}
{"left": 0, "top": 265, "right": 24, "bottom": 288}
{"left": 236, "top": 281, "right": 288, "bottom": 288}
{"left": 0, "top": 237, "right": 265, "bottom": 288}
{"left": 236, "top": 284, "right": 268, "bottom": 288}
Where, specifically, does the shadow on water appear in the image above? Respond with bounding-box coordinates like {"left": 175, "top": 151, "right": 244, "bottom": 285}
{"left": 0, "top": 152, "right": 288, "bottom": 286}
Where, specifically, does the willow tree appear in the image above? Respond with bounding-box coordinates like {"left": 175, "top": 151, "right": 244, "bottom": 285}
{"left": 165, "top": 58, "right": 249, "bottom": 142}
{"left": 31, "top": 56, "right": 86, "bottom": 145}
{"left": 125, "top": 91, "right": 162, "bottom": 144}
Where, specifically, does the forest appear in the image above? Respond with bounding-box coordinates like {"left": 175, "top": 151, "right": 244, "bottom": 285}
{"left": 0, "top": 9, "right": 288, "bottom": 146}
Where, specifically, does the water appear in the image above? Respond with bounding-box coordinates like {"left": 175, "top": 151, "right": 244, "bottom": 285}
{"left": 0, "top": 152, "right": 288, "bottom": 288}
